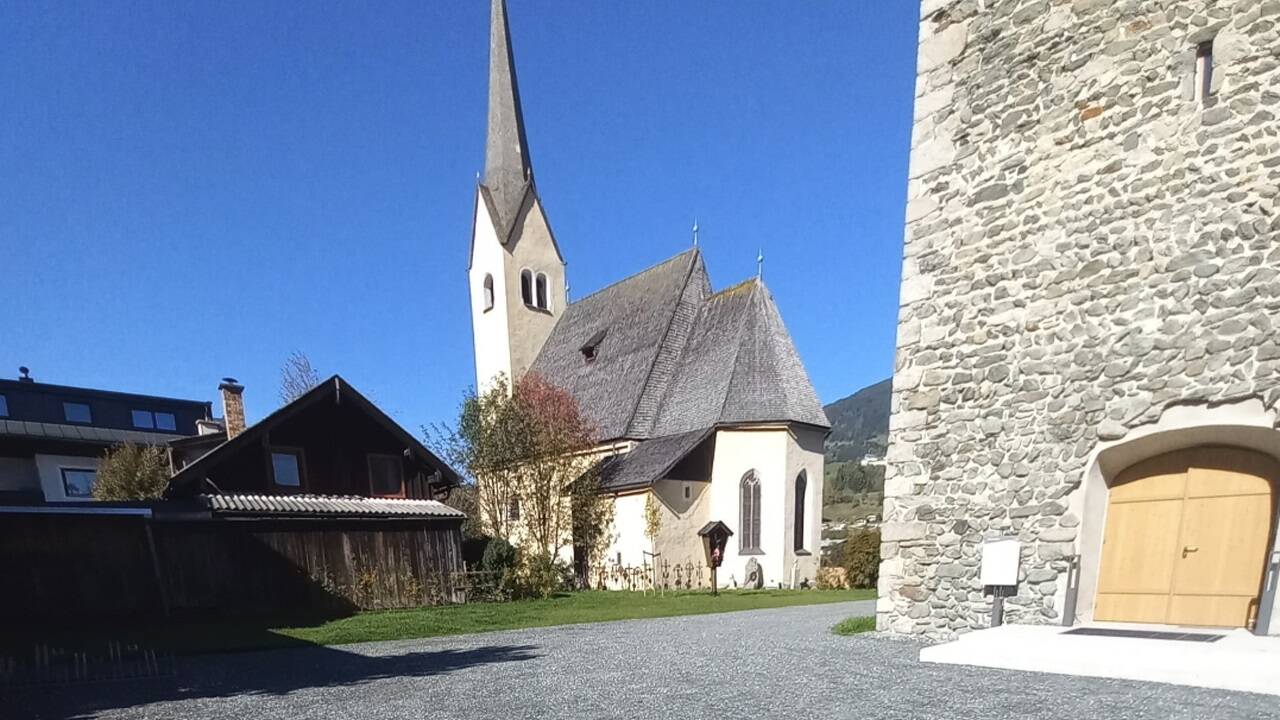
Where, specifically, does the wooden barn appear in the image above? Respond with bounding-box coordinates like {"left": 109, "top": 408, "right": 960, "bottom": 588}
{"left": 0, "top": 375, "right": 467, "bottom": 622}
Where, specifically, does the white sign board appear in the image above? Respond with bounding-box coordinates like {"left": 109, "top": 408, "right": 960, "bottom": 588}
{"left": 980, "top": 538, "right": 1020, "bottom": 587}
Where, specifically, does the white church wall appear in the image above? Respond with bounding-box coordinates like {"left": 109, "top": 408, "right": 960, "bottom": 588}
{"left": 652, "top": 478, "right": 712, "bottom": 568}
{"left": 709, "top": 427, "right": 789, "bottom": 588}
{"left": 604, "top": 490, "right": 651, "bottom": 568}
{"left": 785, "top": 426, "right": 826, "bottom": 586}
{"left": 469, "top": 197, "right": 514, "bottom": 390}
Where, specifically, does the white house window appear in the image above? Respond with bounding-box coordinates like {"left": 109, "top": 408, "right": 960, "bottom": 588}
{"left": 520, "top": 269, "right": 534, "bottom": 306}
{"left": 63, "top": 402, "right": 92, "bottom": 424}
{"left": 507, "top": 497, "right": 521, "bottom": 522}
{"left": 794, "top": 471, "right": 808, "bottom": 552}
{"left": 482, "top": 273, "right": 495, "bottom": 311}
{"left": 155, "top": 412, "right": 177, "bottom": 431}
{"left": 535, "top": 272, "right": 549, "bottom": 310}
{"left": 368, "top": 453, "right": 405, "bottom": 497}
{"left": 740, "top": 470, "right": 762, "bottom": 553}
{"left": 61, "top": 468, "right": 97, "bottom": 498}
{"left": 0, "top": 394, "right": 7, "bottom": 417}
{"left": 1195, "top": 40, "right": 1214, "bottom": 104}
{"left": 271, "top": 449, "right": 304, "bottom": 488}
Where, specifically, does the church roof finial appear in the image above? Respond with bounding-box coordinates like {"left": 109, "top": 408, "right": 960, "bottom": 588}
{"left": 483, "top": 0, "right": 533, "bottom": 226}
{"left": 757, "top": 248, "right": 764, "bottom": 279}
{"left": 692, "top": 217, "right": 699, "bottom": 246}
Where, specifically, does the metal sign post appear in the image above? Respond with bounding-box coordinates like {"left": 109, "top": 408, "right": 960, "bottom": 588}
{"left": 980, "top": 538, "right": 1020, "bottom": 629}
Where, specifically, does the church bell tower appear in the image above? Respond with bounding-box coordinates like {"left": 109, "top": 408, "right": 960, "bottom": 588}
{"left": 468, "top": 0, "right": 566, "bottom": 392}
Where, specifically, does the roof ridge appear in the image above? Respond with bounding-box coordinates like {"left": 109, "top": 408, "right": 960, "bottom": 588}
{"left": 623, "top": 250, "right": 707, "bottom": 437}
{"left": 566, "top": 248, "right": 700, "bottom": 306}
{"left": 712, "top": 281, "right": 761, "bottom": 425}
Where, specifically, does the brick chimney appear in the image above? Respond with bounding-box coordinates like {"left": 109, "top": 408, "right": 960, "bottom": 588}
{"left": 218, "top": 377, "right": 246, "bottom": 439}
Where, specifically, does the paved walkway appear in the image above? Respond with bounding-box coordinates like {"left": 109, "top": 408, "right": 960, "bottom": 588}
{"left": 7, "top": 600, "right": 1277, "bottom": 719}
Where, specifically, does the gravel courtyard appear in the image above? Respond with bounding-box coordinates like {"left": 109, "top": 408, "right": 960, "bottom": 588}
{"left": 7, "top": 600, "right": 1276, "bottom": 719}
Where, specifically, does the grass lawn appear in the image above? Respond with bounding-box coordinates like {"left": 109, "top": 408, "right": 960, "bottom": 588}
{"left": 8, "top": 589, "right": 873, "bottom": 657}
{"left": 831, "top": 616, "right": 876, "bottom": 635}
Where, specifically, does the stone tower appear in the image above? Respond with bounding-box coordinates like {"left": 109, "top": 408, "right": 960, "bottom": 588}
{"left": 883, "top": 0, "right": 1280, "bottom": 639}
{"left": 469, "top": 0, "right": 566, "bottom": 391}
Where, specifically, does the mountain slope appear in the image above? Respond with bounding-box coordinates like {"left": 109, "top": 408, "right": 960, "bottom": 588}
{"left": 822, "top": 378, "right": 891, "bottom": 462}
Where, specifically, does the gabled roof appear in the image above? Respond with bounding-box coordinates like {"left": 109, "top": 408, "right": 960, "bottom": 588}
{"left": 166, "top": 376, "right": 461, "bottom": 496}
{"left": 595, "top": 428, "right": 712, "bottom": 493}
{"left": 528, "top": 249, "right": 708, "bottom": 440}
{"left": 653, "top": 278, "right": 830, "bottom": 435}
{"left": 529, "top": 249, "right": 829, "bottom": 442}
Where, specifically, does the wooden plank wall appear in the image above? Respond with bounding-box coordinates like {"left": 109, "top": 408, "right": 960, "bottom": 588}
{"left": 0, "top": 515, "right": 463, "bottom": 622}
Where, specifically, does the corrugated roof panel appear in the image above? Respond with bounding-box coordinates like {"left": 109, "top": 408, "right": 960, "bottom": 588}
{"left": 195, "top": 493, "right": 465, "bottom": 519}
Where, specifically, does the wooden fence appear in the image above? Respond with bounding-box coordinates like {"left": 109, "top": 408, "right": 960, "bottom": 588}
{"left": 0, "top": 512, "right": 464, "bottom": 622}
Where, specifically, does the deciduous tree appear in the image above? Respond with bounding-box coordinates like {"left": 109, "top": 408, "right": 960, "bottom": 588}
{"left": 434, "top": 373, "right": 611, "bottom": 596}
{"left": 279, "top": 351, "right": 320, "bottom": 405}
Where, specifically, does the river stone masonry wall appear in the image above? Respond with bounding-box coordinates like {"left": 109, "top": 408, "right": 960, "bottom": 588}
{"left": 882, "top": 0, "right": 1280, "bottom": 639}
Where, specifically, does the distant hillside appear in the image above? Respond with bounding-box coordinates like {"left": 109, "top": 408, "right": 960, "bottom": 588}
{"left": 823, "top": 378, "right": 891, "bottom": 462}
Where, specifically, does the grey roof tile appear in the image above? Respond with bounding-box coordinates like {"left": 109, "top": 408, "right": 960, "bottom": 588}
{"left": 529, "top": 250, "right": 829, "bottom": 443}
{"left": 529, "top": 249, "right": 705, "bottom": 440}
{"left": 596, "top": 428, "right": 712, "bottom": 492}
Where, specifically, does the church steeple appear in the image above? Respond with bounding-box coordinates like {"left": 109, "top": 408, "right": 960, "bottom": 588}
{"left": 469, "top": 0, "right": 566, "bottom": 393}
{"left": 483, "top": 0, "right": 533, "bottom": 237}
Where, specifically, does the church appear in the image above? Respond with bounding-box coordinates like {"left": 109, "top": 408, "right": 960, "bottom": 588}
{"left": 467, "top": 0, "right": 829, "bottom": 589}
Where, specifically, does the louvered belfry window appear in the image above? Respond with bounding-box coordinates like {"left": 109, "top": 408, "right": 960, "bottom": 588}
{"left": 740, "top": 470, "right": 762, "bottom": 552}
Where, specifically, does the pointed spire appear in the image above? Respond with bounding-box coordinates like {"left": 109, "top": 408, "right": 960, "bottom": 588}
{"left": 757, "top": 248, "right": 764, "bottom": 279}
{"left": 692, "top": 217, "right": 699, "bottom": 246}
{"left": 483, "top": 0, "right": 533, "bottom": 232}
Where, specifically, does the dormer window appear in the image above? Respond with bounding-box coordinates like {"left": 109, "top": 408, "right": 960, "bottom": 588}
{"left": 63, "top": 402, "right": 92, "bottom": 424}
{"left": 580, "top": 329, "right": 607, "bottom": 363}
{"left": 520, "top": 269, "right": 534, "bottom": 306}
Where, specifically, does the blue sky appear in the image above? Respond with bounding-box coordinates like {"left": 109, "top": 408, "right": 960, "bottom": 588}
{"left": 0, "top": 1, "right": 919, "bottom": 432}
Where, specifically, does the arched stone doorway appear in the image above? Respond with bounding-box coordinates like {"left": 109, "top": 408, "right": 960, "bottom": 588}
{"left": 1094, "top": 447, "right": 1278, "bottom": 629}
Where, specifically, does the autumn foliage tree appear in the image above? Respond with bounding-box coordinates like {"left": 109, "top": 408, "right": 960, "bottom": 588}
{"left": 436, "top": 373, "right": 611, "bottom": 596}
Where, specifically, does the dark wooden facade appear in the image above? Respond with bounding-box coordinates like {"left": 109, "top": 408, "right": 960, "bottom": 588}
{"left": 0, "top": 510, "right": 464, "bottom": 622}
{"left": 168, "top": 376, "right": 459, "bottom": 501}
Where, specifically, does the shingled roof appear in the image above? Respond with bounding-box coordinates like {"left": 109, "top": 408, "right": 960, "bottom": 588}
{"left": 528, "top": 248, "right": 829, "bottom": 443}
{"left": 596, "top": 428, "right": 712, "bottom": 492}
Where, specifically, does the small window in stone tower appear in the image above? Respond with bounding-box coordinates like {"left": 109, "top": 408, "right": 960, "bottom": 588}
{"left": 535, "top": 272, "right": 549, "bottom": 310}
{"left": 520, "top": 269, "right": 533, "bottom": 306}
{"left": 482, "top": 274, "right": 494, "bottom": 311}
{"left": 1195, "top": 40, "right": 1214, "bottom": 104}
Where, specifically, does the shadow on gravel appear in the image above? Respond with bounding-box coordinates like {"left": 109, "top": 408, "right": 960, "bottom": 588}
{"left": 4, "top": 642, "right": 540, "bottom": 720}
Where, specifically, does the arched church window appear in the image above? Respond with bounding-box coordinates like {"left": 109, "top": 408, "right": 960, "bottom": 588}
{"left": 535, "top": 272, "right": 549, "bottom": 310}
{"left": 794, "top": 470, "right": 807, "bottom": 552}
{"left": 520, "top": 269, "right": 534, "bottom": 306}
{"left": 740, "top": 470, "right": 761, "bottom": 552}
{"left": 483, "top": 274, "right": 495, "bottom": 311}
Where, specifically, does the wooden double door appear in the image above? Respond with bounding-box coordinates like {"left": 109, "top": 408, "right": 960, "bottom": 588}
{"left": 1094, "top": 447, "right": 1277, "bottom": 628}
